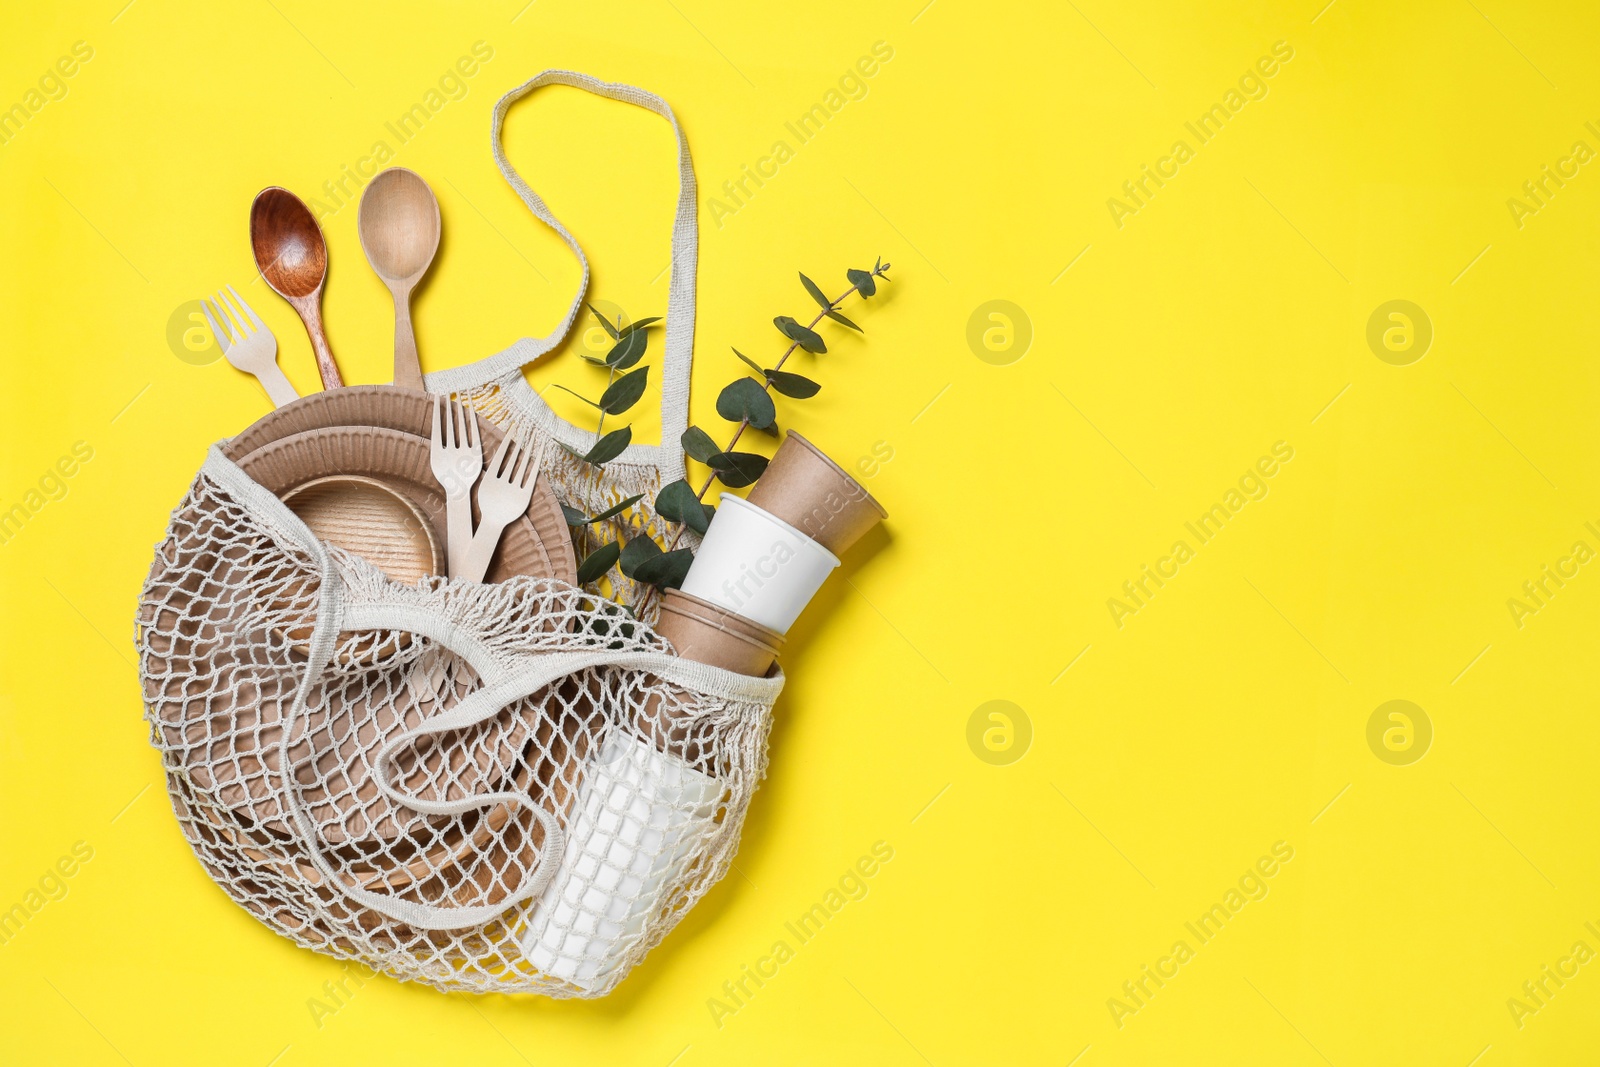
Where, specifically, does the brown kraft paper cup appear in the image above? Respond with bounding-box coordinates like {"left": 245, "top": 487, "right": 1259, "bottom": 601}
{"left": 655, "top": 589, "right": 782, "bottom": 677}
{"left": 746, "top": 431, "right": 888, "bottom": 555}
{"left": 643, "top": 590, "right": 782, "bottom": 766}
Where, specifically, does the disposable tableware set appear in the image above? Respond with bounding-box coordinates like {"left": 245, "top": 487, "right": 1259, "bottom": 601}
{"left": 135, "top": 73, "right": 886, "bottom": 996}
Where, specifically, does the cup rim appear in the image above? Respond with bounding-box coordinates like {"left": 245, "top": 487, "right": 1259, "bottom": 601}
{"left": 659, "top": 588, "right": 785, "bottom": 649}
{"left": 712, "top": 493, "right": 842, "bottom": 567}
{"left": 783, "top": 430, "right": 889, "bottom": 519}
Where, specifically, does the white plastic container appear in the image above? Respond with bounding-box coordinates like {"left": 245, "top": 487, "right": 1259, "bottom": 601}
{"left": 680, "top": 495, "right": 840, "bottom": 634}
{"left": 520, "top": 732, "right": 724, "bottom": 990}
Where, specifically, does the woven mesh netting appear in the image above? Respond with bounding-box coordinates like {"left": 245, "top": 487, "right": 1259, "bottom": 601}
{"left": 136, "top": 456, "right": 778, "bottom": 996}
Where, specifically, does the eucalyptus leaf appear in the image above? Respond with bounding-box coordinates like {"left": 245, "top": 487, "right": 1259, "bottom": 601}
{"left": 583, "top": 426, "right": 632, "bottom": 466}
{"left": 846, "top": 268, "right": 876, "bottom": 297}
{"left": 619, "top": 316, "right": 662, "bottom": 336}
{"left": 709, "top": 450, "right": 769, "bottom": 487}
{"left": 717, "top": 377, "right": 776, "bottom": 430}
{"left": 681, "top": 425, "right": 720, "bottom": 464}
{"left": 599, "top": 365, "right": 650, "bottom": 414}
{"left": 825, "top": 309, "right": 863, "bottom": 332}
{"left": 774, "top": 315, "right": 827, "bottom": 354}
{"left": 800, "top": 272, "right": 832, "bottom": 311}
{"left": 550, "top": 383, "right": 601, "bottom": 409}
{"left": 732, "top": 347, "right": 764, "bottom": 375}
{"left": 635, "top": 548, "right": 694, "bottom": 589}
{"left": 605, "top": 329, "right": 649, "bottom": 369}
{"left": 584, "top": 493, "right": 645, "bottom": 525}
{"left": 588, "top": 303, "right": 620, "bottom": 340}
{"left": 619, "top": 535, "right": 662, "bottom": 578}
{"left": 576, "top": 540, "right": 621, "bottom": 584}
{"left": 765, "top": 369, "right": 820, "bottom": 398}
{"left": 579, "top": 354, "right": 610, "bottom": 367}
{"left": 656, "top": 479, "right": 714, "bottom": 535}
{"left": 561, "top": 503, "right": 587, "bottom": 526}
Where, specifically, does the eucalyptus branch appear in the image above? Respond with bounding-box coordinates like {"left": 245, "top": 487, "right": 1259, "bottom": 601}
{"left": 642, "top": 258, "right": 893, "bottom": 601}
{"left": 692, "top": 278, "right": 865, "bottom": 504}
{"left": 563, "top": 306, "right": 662, "bottom": 589}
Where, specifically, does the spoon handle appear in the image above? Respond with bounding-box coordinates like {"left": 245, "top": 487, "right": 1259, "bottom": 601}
{"left": 391, "top": 287, "right": 424, "bottom": 391}
{"left": 294, "top": 294, "right": 342, "bottom": 390}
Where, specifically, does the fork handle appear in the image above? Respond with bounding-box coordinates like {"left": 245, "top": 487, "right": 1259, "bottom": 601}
{"left": 445, "top": 493, "right": 474, "bottom": 578}
{"left": 458, "top": 516, "right": 515, "bottom": 583}
{"left": 255, "top": 361, "right": 299, "bottom": 408}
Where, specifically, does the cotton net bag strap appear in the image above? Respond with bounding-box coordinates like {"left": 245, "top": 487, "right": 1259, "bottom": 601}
{"left": 428, "top": 73, "right": 697, "bottom": 591}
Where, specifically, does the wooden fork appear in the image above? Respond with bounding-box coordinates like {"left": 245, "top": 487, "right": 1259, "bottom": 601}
{"left": 202, "top": 286, "right": 297, "bottom": 407}
{"left": 458, "top": 434, "right": 541, "bottom": 582}
{"left": 429, "top": 395, "right": 483, "bottom": 576}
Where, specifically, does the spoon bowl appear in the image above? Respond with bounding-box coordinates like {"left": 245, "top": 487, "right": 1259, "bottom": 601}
{"left": 251, "top": 187, "right": 341, "bottom": 390}
{"left": 358, "top": 168, "right": 441, "bottom": 391}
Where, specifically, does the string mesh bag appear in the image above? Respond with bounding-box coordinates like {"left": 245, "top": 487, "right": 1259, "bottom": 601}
{"left": 136, "top": 449, "right": 783, "bottom": 995}
{"left": 135, "top": 71, "right": 782, "bottom": 995}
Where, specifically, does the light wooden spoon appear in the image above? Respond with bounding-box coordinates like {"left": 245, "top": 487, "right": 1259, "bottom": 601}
{"left": 358, "top": 168, "right": 440, "bottom": 392}
{"left": 251, "top": 187, "right": 342, "bottom": 390}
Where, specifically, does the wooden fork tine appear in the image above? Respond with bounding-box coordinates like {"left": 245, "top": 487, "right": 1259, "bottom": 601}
{"left": 514, "top": 439, "right": 537, "bottom": 488}
{"left": 226, "top": 284, "right": 264, "bottom": 330}
{"left": 488, "top": 431, "right": 513, "bottom": 478}
{"left": 218, "top": 288, "right": 251, "bottom": 337}
{"left": 200, "top": 299, "right": 233, "bottom": 352}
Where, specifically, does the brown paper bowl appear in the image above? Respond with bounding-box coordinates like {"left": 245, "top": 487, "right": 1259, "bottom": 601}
{"left": 746, "top": 430, "right": 887, "bottom": 555}
{"left": 224, "top": 385, "right": 576, "bottom": 585}
{"left": 227, "top": 385, "right": 443, "bottom": 461}
{"left": 655, "top": 589, "right": 783, "bottom": 677}
{"left": 281, "top": 475, "right": 443, "bottom": 585}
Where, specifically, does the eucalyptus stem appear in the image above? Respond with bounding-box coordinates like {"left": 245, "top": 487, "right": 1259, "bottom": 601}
{"left": 661, "top": 279, "right": 865, "bottom": 556}
{"left": 594, "top": 366, "right": 616, "bottom": 442}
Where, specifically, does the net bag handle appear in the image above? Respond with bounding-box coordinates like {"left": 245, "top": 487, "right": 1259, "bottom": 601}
{"left": 423, "top": 70, "right": 697, "bottom": 486}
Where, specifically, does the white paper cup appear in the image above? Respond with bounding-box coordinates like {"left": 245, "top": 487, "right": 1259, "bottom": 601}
{"left": 519, "top": 732, "right": 723, "bottom": 990}
{"left": 680, "top": 495, "right": 840, "bottom": 634}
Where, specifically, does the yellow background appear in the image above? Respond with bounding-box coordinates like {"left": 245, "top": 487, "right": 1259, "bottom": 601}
{"left": 2, "top": 0, "right": 1598, "bottom": 1063}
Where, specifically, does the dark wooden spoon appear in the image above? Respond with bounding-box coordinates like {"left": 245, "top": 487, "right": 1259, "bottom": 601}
{"left": 250, "top": 187, "right": 341, "bottom": 390}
